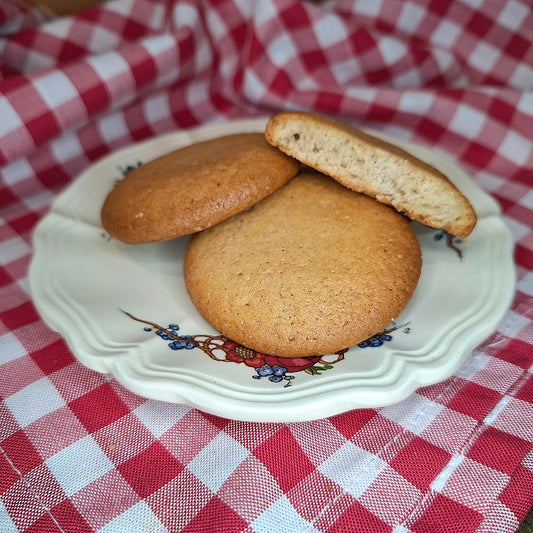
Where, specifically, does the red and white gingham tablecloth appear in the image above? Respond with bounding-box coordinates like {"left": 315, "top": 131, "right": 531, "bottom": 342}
{"left": 1, "top": 0, "right": 532, "bottom": 531}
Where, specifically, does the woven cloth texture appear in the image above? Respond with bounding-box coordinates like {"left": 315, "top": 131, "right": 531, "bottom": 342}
{"left": 1, "top": 0, "right": 532, "bottom": 532}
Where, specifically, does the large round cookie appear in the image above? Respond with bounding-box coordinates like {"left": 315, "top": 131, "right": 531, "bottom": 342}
{"left": 184, "top": 172, "right": 422, "bottom": 358}
{"left": 101, "top": 133, "right": 299, "bottom": 244}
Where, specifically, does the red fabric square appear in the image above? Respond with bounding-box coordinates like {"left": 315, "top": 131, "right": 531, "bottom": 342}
{"left": 447, "top": 381, "right": 501, "bottom": 420}
{"left": 69, "top": 383, "right": 131, "bottom": 433}
{"left": 466, "top": 12, "right": 492, "bottom": 38}
{"left": 0, "top": 267, "right": 14, "bottom": 287}
{"left": 0, "top": 186, "right": 19, "bottom": 208}
{"left": 330, "top": 409, "right": 376, "bottom": 440}
{"left": 25, "top": 112, "right": 60, "bottom": 147}
{"left": 505, "top": 34, "right": 530, "bottom": 61}
{"left": 7, "top": 212, "right": 40, "bottom": 235}
{"left": 118, "top": 441, "right": 184, "bottom": 498}
{"left": 253, "top": 426, "right": 315, "bottom": 492}
{"left": 30, "top": 340, "right": 73, "bottom": 375}
{"left": 0, "top": 454, "right": 19, "bottom": 494}
{"left": 467, "top": 426, "right": 531, "bottom": 475}
{"left": 390, "top": 436, "right": 451, "bottom": 491}
{"left": 411, "top": 493, "right": 482, "bottom": 533}
{"left": 0, "top": 301, "right": 39, "bottom": 330}
{"left": 488, "top": 98, "right": 516, "bottom": 125}
{"left": 497, "top": 340, "right": 533, "bottom": 371}
{"left": 326, "top": 499, "right": 391, "bottom": 533}
{"left": 1, "top": 430, "right": 42, "bottom": 476}
{"left": 460, "top": 141, "right": 494, "bottom": 169}
{"left": 499, "top": 465, "right": 533, "bottom": 519}
{"left": 51, "top": 499, "right": 93, "bottom": 533}
{"left": 181, "top": 496, "right": 248, "bottom": 533}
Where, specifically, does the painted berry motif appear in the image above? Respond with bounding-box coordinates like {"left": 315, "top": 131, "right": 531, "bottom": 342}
{"left": 122, "top": 310, "right": 409, "bottom": 386}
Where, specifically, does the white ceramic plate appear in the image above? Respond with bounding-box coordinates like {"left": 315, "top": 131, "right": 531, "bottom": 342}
{"left": 29, "top": 118, "right": 515, "bottom": 422}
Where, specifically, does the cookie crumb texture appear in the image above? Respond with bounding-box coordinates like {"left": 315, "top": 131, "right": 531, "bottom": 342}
{"left": 184, "top": 173, "right": 422, "bottom": 358}
{"left": 101, "top": 133, "right": 299, "bottom": 243}
{"left": 265, "top": 112, "right": 476, "bottom": 238}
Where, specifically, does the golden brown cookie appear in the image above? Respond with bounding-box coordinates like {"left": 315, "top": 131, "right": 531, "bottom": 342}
{"left": 265, "top": 111, "right": 476, "bottom": 238}
{"left": 184, "top": 172, "right": 422, "bottom": 358}
{"left": 101, "top": 133, "right": 299, "bottom": 244}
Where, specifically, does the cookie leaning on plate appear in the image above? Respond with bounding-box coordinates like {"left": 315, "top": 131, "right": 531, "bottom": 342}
{"left": 101, "top": 133, "right": 299, "bottom": 244}
{"left": 265, "top": 111, "right": 477, "bottom": 238}
{"left": 184, "top": 172, "right": 422, "bottom": 358}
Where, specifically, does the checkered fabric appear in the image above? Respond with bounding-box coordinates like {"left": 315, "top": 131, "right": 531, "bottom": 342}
{"left": 1, "top": 0, "right": 532, "bottom": 531}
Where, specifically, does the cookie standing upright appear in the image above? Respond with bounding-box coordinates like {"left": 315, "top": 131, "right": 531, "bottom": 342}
{"left": 101, "top": 133, "right": 300, "bottom": 244}
{"left": 184, "top": 172, "right": 422, "bottom": 358}
{"left": 265, "top": 111, "right": 477, "bottom": 238}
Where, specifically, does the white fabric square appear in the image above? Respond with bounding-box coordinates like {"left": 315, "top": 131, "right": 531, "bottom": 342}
{"left": 187, "top": 432, "right": 249, "bottom": 492}
{"left": 455, "top": 352, "right": 490, "bottom": 381}
{"left": 397, "top": 3, "right": 425, "bottom": 34}
{"left": 143, "top": 94, "right": 171, "bottom": 124}
{"left": 97, "top": 112, "right": 129, "bottom": 143}
{"left": 458, "top": 0, "right": 484, "bottom": 7}
{"left": 251, "top": 496, "right": 319, "bottom": 533}
{"left": 473, "top": 171, "right": 505, "bottom": 192}
{"left": 0, "top": 332, "right": 27, "bottom": 364}
{"left": 0, "top": 236, "right": 31, "bottom": 265}
{"left": 45, "top": 435, "right": 114, "bottom": 497}
{"left": 0, "top": 99, "right": 23, "bottom": 136}
{"left": 0, "top": 158, "right": 34, "bottom": 185}
{"left": 498, "top": 1, "right": 529, "bottom": 31}
{"left": 398, "top": 92, "right": 434, "bottom": 114}
{"left": 0, "top": 500, "right": 18, "bottom": 533}
{"left": 449, "top": 105, "right": 486, "bottom": 138}
{"left": 88, "top": 25, "right": 120, "bottom": 53}
{"left": 380, "top": 394, "right": 444, "bottom": 435}
{"left": 353, "top": 0, "right": 383, "bottom": 17}
{"left": 4, "top": 378, "right": 65, "bottom": 427}
{"left": 510, "top": 63, "right": 533, "bottom": 89}
{"left": 134, "top": 400, "right": 190, "bottom": 438}
{"left": 50, "top": 135, "right": 84, "bottom": 163}
{"left": 87, "top": 52, "right": 130, "bottom": 81}
{"left": 105, "top": 0, "right": 137, "bottom": 17}
{"left": 267, "top": 34, "right": 297, "bottom": 68}
{"left": 143, "top": 33, "right": 177, "bottom": 57}
{"left": 519, "top": 187, "right": 533, "bottom": 208}
{"left": 33, "top": 71, "right": 78, "bottom": 108}
{"left": 394, "top": 68, "right": 423, "bottom": 88}
{"left": 431, "top": 20, "right": 461, "bottom": 48}
{"left": 206, "top": 9, "right": 228, "bottom": 41}
{"left": 469, "top": 42, "right": 500, "bottom": 73}
{"left": 98, "top": 501, "right": 167, "bottom": 533}
{"left": 318, "top": 442, "right": 387, "bottom": 498}
{"left": 244, "top": 70, "right": 268, "bottom": 101}
{"left": 43, "top": 18, "right": 73, "bottom": 39}
{"left": 497, "top": 309, "right": 531, "bottom": 337}
{"left": 499, "top": 129, "right": 531, "bottom": 166}
{"left": 331, "top": 57, "right": 361, "bottom": 84}
{"left": 517, "top": 93, "right": 533, "bottom": 115}
{"left": 378, "top": 36, "right": 406, "bottom": 65}
{"left": 314, "top": 15, "right": 348, "bottom": 47}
